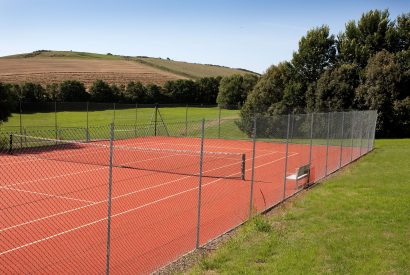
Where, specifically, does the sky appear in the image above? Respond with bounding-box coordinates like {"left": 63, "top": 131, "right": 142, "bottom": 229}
{"left": 0, "top": 0, "right": 408, "bottom": 73}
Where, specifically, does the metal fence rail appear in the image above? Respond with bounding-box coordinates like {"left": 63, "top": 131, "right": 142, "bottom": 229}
{"left": 0, "top": 109, "right": 377, "bottom": 274}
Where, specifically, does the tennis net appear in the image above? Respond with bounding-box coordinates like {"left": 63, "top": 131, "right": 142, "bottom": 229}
{"left": 7, "top": 134, "right": 246, "bottom": 180}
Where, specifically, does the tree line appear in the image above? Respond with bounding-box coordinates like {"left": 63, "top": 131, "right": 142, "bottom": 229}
{"left": 240, "top": 10, "right": 409, "bottom": 137}
{"left": 0, "top": 74, "right": 258, "bottom": 121}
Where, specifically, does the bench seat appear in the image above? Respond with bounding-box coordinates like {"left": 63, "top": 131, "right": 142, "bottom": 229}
{"left": 286, "top": 164, "right": 310, "bottom": 189}
{"left": 286, "top": 173, "right": 309, "bottom": 180}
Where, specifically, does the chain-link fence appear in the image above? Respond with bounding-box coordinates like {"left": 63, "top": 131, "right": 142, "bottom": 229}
{"left": 0, "top": 108, "right": 377, "bottom": 273}
{"left": 1, "top": 102, "right": 241, "bottom": 134}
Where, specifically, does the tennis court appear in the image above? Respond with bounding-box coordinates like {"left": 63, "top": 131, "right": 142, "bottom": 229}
{"left": 0, "top": 110, "right": 376, "bottom": 273}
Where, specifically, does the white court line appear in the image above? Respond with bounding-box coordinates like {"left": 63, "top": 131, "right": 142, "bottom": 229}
{"left": 0, "top": 157, "right": 48, "bottom": 166}
{"left": 0, "top": 186, "right": 96, "bottom": 204}
{"left": 0, "top": 151, "right": 297, "bottom": 255}
{"left": 121, "top": 139, "right": 273, "bottom": 153}
{"left": 0, "top": 142, "right": 109, "bottom": 166}
{"left": 0, "top": 150, "right": 280, "bottom": 233}
{"left": 2, "top": 150, "right": 192, "bottom": 189}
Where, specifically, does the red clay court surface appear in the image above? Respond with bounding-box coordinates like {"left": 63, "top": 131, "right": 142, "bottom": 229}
{"left": 0, "top": 136, "right": 367, "bottom": 274}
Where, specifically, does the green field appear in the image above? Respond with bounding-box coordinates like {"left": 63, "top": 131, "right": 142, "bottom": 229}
{"left": 2, "top": 106, "right": 240, "bottom": 127}
{"left": 0, "top": 106, "right": 247, "bottom": 142}
{"left": 190, "top": 139, "right": 410, "bottom": 274}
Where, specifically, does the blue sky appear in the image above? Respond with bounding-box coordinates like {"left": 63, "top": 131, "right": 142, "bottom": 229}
{"left": 0, "top": 0, "right": 408, "bottom": 73}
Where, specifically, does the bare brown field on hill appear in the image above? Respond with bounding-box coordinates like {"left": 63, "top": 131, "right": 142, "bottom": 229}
{"left": 0, "top": 58, "right": 187, "bottom": 87}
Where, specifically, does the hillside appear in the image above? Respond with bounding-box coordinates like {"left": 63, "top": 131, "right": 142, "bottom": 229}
{"left": 0, "top": 50, "right": 257, "bottom": 87}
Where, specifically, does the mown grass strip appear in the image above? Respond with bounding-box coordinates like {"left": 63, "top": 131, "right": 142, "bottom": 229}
{"left": 189, "top": 139, "right": 410, "bottom": 274}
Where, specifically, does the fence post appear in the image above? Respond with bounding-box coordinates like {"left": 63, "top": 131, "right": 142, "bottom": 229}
{"left": 290, "top": 111, "right": 295, "bottom": 143}
{"left": 366, "top": 112, "right": 372, "bottom": 153}
{"left": 249, "top": 117, "right": 257, "bottom": 218}
{"left": 372, "top": 111, "right": 378, "bottom": 150}
{"left": 325, "top": 112, "right": 331, "bottom": 176}
{"left": 134, "top": 103, "right": 138, "bottom": 137}
{"left": 185, "top": 104, "right": 188, "bottom": 137}
{"left": 86, "top": 102, "right": 90, "bottom": 142}
{"left": 358, "top": 112, "right": 363, "bottom": 157}
{"left": 113, "top": 103, "right": 116, "bottom": 124}
{"left": 308, "top": 113, "right": 314, "bottom": 182}
{"left": 283, "top": 114, "right": 291, "bottom": 200}
{"left": 19, "top": 100, "right": 23, "bottom": 147}
{"left": 8, "top": 133, "right": 13, "bottom": 154}
{"left": 154, "top": 104, "right": 158, "bottom": 136}
{"left": 19, "top": 100, "right": 23, "bottom": 132}
{"left": 218, "top": 106, "right": 221, "bottom": 138}
{"left": 24, "top": 127, "right": 27, "bottom": 146}
{"left": 195, "top": 119, "right": 205, "bottom": 249}
{"left": 54, "top": 101, "right": 58, "bottom": 141}
{"left": 350, "top": 111, "right": 355, "bottom": 162}
{"left": 339, "top": 112, "right": 345, "bottom": 168}
{"left": 105, "top": 123, "right": 115, "bottom": 275}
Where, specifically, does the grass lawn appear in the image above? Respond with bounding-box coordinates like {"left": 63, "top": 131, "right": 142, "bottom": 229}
{"left": 0, "top": 106, "right": 246, "bottom": 142}
{"left": 2, "top": 106, "right": 240, "bottom": 128}
{"left": 189, "top": 139, "right": 410, "bottom": 274}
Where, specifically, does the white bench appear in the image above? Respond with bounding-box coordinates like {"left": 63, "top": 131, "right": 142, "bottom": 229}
{"left": 286, "top": 164, "right": 310, "bottom": 189}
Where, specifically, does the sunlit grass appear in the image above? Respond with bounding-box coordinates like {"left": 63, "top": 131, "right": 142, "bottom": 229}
{"left": 190, "top": 139, "right": 410, "bottom": 274}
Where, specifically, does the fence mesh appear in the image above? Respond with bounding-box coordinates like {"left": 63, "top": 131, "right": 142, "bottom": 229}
{"left": 0, "top": 106, "right": 377, "bottom": 274}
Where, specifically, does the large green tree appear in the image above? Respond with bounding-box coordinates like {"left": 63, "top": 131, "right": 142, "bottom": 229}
{"left": 355, "top": 50, "right": 402, "bottom": 136}
{"left": 278, "top": 26, "right": 337, "bottom": 113}
{"left": 125, "top": 81, "right": 147, "bottom": 103}
{"left": 89, "top": 80, "right": 115, "bottom": 102}
{"left": 196, "top": 77, "right": 221, "bottom": 104}
{"left": 292, "top": 25, "right": 337, "bottom": 83}
{"left": 163, "top": 79, "right": 198, "bottom": 103}
{"left": 0, "top": 83, "right": 17, "bottom": 122}
{"left": 146, "top": 84, "right": 162, "bottom": 103}
{"left": 394, "top": 13, "right": 410, "bottom": 51}
{"left": 337, "top": 10, "right": 397, "bottom": 67}
{"left": 239, "top": 63, "right": 292, "bottom": 134}
{"left": 315, "top": 64, "right": 359, "bottom": 111}
{"left": 217, "top": 74, "right": 258, "bottom": 109}
{"left": 59, "top": 80, "right": 89, "bottom": 102}
{"left": 20, "top": 82, "right": 47, "bottom": 102}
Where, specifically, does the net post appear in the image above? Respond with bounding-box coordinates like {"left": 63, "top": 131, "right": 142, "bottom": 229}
{"left": 105, "top": 123, "right": 115, "bottom": 275}
{"left": 195, "top": 119, "right": 205, "bottom": 249}
{"left": 283, "top": 114, "right": 290, "bottom": 200}
{"left": 218, "top": 106, "right": 221, "bottom": 138}
{"left": 8, "top": 133, "right": 13, "bottom": 155}
{"left": 308, "top": 112, "right": 314, "bottom": 184}
{"left": 249, "top": 117, "right": 257, "bottom": 218}
{"left": 241, "top": 153, "right": 246, "bottom": 180}
{"left": 339, "top": 112, "right": 345, "bottom": 168}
